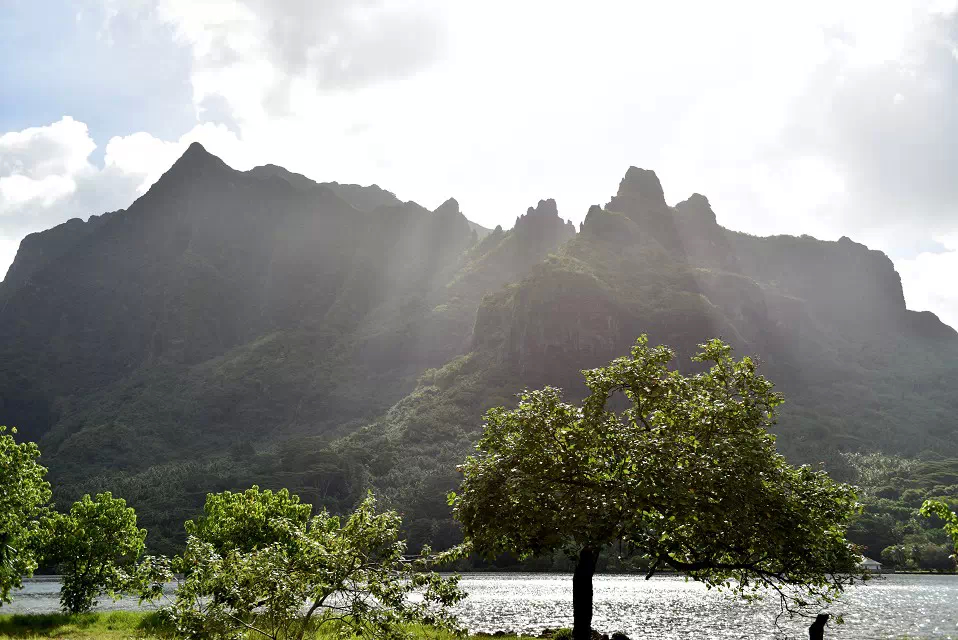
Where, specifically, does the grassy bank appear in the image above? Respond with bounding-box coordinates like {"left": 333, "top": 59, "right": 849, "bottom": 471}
{"left": 0, "top": 612, "right": 168, "bottom": 639}
{"left": 0, "top": 612, "right": 530, "bottom": 640}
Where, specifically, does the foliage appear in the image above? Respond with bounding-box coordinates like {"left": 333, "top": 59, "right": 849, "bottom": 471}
{"left": 839, "top": 454, "right": 958, "bottom": 569}
{"left": 919, "top": 499, "right": 958, "bottom": 560}
{"left": 43, "top": 493, "right": 147, "bottom": 613}
{"left": 184, "top": 486, "right": 312, "bottom": 554}
{"left": 0, "top": 426, "right": 52, "bottom": 605}
{"left": 451, "top": 336, "right": 863, "bottom": 631}
{"left": 167, "top": 490, "right": 464, "bottom": 640}
{"left": 878, "top": 541, "right": 955, "bottom": 572}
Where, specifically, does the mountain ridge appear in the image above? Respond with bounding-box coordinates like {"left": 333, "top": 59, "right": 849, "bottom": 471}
{"left": 0, "top": 145, "right": 953, "bottom": 554}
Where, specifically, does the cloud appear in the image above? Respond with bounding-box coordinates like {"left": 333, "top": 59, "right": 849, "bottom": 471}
{"left": 896, "top": 233, "right": 958, "bottom": 328}
{"left": 0, "top": 116, "right": 251, "bottom": 279}
{"left": 3, "top": 1, "right": 958, "bottom": 327}
{"left": 0, "top": 117, "right": 95, "bottom": 179}
{"left": 102, "top": 122, "right": 252, "bottom": 191}
{"left": 0, "top": 117, "right": 100, "bottom": 221}
{"left": 780, "top": 6, "right": 958, "bottom": 250}
{"left": 650, "top": 2, "right": 958, "bottom": 254}
{"left": 0, "top": 117, "right": 141, "bottom": 276}
{"left": 104, "top": 0, "right": 447, "bottom": 123}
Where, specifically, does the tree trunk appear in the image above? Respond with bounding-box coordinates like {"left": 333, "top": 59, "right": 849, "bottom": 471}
{"left": 573, "top": 546, "right": 600, "bottom": 640}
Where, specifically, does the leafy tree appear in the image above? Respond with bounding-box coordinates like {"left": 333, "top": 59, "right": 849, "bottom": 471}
{"left": 451, "top": 336, "right": 862, "bottom": 640}
{"left": 0, "top": 426, "right": 52, "bottom": 605}
{"left": 184, "top": 486, "right": 312, "bottom": 553}
{"left": 168, "top": 490, "right": 464, "bottom": 640}
{"left": 880, "top": 545, "right": 907, "bottom": 570}
{"left": 915, "top": 543, "right": 954, "bottom": 572}
{"left": 44, "top": 492, "right": 147, "bottom": 613}
{"left": 919, "top": 499, "right": 958, "bottom": 557}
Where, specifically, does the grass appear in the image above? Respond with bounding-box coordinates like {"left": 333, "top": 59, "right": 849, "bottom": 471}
{"left": 0, "top": 614, "right": 535, "bottom": 640}
{"left": 0, "top": 616, "right": 931, "bottom": 640}
{"left": 0, "top": 611, "right": 168, "bottom": 639}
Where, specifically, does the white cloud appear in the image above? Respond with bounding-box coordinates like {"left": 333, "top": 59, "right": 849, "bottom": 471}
{"left": 896, "top": 233, "right": 958, "bottom": 328}
{"left": 0, "top": 117, "right": 97, "bottom": 218}
{"left": 0, "top": 117, "right": 247, "bottom": 279}
{"left": 106, "top": 0, "right": 447, "bottom": 126}
{"left": 2, "top": 0, "right": 958, "bottom": 327}
{"left": 103, "top": 122, "right": 250, "bottom": 191}
{"left": 0, "top": 116, "right": 95, "bottom": 178}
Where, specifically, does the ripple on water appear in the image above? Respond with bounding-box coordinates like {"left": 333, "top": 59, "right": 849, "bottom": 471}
{"left": 452, "top": 573, "right": 958, "bottom": 640}
{"left": 6, "top": 573, "right": 957, "bottom": 639}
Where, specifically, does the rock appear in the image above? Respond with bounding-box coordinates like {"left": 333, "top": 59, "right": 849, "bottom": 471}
{"left": 673, "top": 192, "right": 717, "bottom": 226}
{"left": 614, "top": 166, "right": 666, "bottom": 207}
{"left": 434, "top": 197, "right": 461, "bottom": 216}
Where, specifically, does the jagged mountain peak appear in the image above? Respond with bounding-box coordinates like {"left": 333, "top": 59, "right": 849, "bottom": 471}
{"left": 615, "top": 167, "right": 666, "bottom": 203}
{"left": 434, "top": 197, "right": 461, "bottom": 216}
{"left": 526, "top": 198, "right": 559, "bottom": 218}
{"left": 604, "top": 167, "right": 671, "bottom": 229}
{"left": 153, "top": 141, "right": 233, "bottom": 191}
{"left": 674, "top": 192, "right": 717, "bottom": 225}
{"left": 177, "top": 141, "right": 226, "bottom": 168}
{"left": 513, "top": 198, "right": 576, "bottom": 239}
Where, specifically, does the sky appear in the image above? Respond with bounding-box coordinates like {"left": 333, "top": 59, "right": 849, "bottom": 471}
{"left": 1, "top": 0, "right": 957, "bottom": 328}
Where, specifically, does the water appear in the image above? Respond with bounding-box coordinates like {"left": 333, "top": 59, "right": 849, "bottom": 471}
{"left": 2, "top": 576, "right": 176, "bottom": 615}
{"left": 453, "top": 574, "right": 958, "bottom": 639}
{"left": 5, "top": 574, "right": 957, "bottom": 639}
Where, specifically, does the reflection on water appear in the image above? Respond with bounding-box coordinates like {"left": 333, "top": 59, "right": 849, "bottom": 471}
{"left": 4, "top": 576, "right": 176, "bottom": 615}
{"left": 454, "top": 574, "right": 958, "bottom": 640}
{"left": 6, "top": 573, "right": 957, "bottom": 639}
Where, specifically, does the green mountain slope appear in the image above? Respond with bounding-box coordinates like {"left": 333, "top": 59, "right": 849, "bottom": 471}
{"left": 1, "top": 146, "right": 954, "bottom": 554}
{"left": 298, "top": 167, "right": 958, "bottom": 549}
{"left": 0, "top": 144, "right": 573, "bottom": 483}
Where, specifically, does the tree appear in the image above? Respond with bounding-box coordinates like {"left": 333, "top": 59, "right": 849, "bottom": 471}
{"left": 915, "top": 543, "right": 954, "bottom": 572}
{"left": 919, "top": 499, "right": 958, "bottom": 559}
{"left": 451, "top": 336, "right": 862, "bottom": 640}
{"left": 184, "top": 486, "right": 312, "bottom": 554}
{"left": 168, "top": 489, "right": 464, "bottom": 640}
{"left": 880, "top": 545, "right": 907, "bottom": 570}
{"left": 44, "top": 492, "right": 147, "bottom": 613}
{"left": 0, "top": 426, "right": 52, "bottom": 605}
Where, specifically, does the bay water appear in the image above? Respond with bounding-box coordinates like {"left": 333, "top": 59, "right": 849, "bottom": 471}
{"left": 5, "top": 573, "right": 956, "bottom": 639}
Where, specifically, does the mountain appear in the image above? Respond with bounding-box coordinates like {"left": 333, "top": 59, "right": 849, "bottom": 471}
{"left": 301, "top": 167, "right": 958, "bottom": 549}
{"left": 1, "top": 145, "right": 954, "bottom": 554}
{"left": 0, "top": 144, "right": 572, "bottom": 478}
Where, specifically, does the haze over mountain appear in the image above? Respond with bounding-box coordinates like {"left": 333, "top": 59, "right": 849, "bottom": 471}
{"left": 0, "top": 146, "right": 954, "bottom": 552}
{"left": 6, "top": 3, "right": 958, "bottom": 334}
